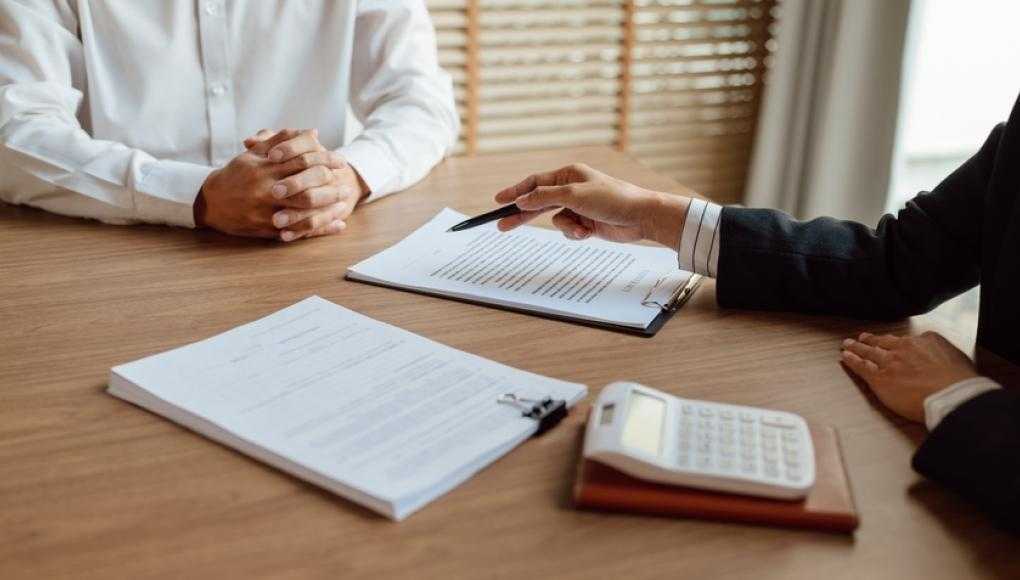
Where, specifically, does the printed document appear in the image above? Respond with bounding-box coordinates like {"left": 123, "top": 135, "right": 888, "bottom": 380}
{"left": 108, "top": 296, "right": 587, "bottom": 520}
{"left": 347, "top": 208, "right": 694, "bottom": 330}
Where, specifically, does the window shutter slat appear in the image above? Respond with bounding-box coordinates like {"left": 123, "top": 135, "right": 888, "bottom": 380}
{"left": 426, "top": 0, "right": 776, "bottom": 204}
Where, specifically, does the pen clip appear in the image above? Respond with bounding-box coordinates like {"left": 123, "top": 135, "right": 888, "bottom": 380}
{"left": 641, "top": 275, "right": 702, "bottom": 312}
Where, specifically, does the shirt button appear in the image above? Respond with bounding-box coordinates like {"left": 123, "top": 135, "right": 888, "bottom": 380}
{"left": 205, "top": 1, "right": 221, "bottom": 16}
{"left": 210, "top": 84, "right": 227, "bottom": 97}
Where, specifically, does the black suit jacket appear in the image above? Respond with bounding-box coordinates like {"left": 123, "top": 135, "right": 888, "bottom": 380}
{"left": 716, "top": 94, "right": 1020, "bottom": 528}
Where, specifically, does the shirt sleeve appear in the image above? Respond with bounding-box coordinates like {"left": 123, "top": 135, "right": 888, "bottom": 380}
{"left": 340, "top": 0, "right": 460, "bottom": 202}
{"left": 676, "top": 198, "right": 723, "bottom": 277}
{"left": 0, "top": 1, "right": 213, "bottom": 228}
{"left": 924, "top": 376, "right": 1003, "bottom": 430}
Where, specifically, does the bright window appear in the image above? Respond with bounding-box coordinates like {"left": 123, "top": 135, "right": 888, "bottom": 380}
{"left": 887, "top": 0, "right": 1020, "bottom": 213}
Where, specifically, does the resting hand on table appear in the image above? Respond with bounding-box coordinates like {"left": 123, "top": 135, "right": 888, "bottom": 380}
{"left": 840, "top": 331, "right": 979, "bottom": 423}
{"left": 244, "top": 128, "right": 369, "bottom": 241}
{"left": 494, "top": 163, "right": 695, "bottom": 248}
{"left": 195, "top": 128, "right": 355, "bottom": 241}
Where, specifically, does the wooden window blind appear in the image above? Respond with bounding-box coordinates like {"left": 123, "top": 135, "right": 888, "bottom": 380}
{"left": 426, "top": 0, "right": 777, "bottom": 204}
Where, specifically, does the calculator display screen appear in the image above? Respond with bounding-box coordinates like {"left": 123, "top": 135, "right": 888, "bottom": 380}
{"left": 621, "top": 391, "right": 666, "bottom": 457}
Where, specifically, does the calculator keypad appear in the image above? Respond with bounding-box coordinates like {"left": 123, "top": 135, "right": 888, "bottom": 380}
{"left": 676, "top": 403, "right": 807, "bottom": 483}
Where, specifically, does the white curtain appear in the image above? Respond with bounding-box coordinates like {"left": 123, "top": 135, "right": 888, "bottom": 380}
{"left": 745, "top": 0, "right": 912, "bottom": 224}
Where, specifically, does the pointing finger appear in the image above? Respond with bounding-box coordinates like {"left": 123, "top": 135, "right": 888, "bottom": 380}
{"left": 515, "top": 184, "right": 578, "bottom": 211}
{"left": 494, "top": 168, "right": 566, "bottom": 204}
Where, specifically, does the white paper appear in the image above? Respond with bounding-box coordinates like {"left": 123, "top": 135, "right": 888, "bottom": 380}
{"left": 347, "top": 208, "right": 692, "bottom": 329}
{"left": 108, "top": 296, "right": 587, "bottom": 520}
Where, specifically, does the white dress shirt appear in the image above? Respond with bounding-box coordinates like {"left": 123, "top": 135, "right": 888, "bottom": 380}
{"left": 676, "top": 199, "right": 1001, "bottom": 428}
{"left": 0, "top": 0, "right": 459, "bottom": 227}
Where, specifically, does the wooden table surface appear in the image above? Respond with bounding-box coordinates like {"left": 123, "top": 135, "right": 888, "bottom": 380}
{"left": 1, "top": 146, "right": 1017, "bottom": 579}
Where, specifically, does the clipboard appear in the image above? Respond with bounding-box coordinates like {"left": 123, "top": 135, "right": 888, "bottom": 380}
{"left": 345, "top": 273, "right": 703, "bottom": 338}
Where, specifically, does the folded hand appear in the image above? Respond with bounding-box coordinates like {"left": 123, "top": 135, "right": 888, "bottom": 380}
{"left": 245, "top": 129, "right": 368, "bottom": 241}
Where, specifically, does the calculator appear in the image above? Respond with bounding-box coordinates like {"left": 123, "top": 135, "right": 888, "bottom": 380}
{"left": 583, "top": 382, "right": 816, "bottom": 500}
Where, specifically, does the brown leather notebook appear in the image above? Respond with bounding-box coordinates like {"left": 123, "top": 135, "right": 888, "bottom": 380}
{"left": 573, "top": 424, "right": 859, "bottom": 533}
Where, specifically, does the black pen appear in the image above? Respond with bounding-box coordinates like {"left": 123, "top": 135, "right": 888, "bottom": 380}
{"left": 446, "top": 204, "right": 523, "bottom": 232}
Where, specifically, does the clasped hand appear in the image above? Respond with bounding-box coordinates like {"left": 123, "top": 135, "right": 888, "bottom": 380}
{"left": 196, "top": 128, "right": 365, "bottom": 242}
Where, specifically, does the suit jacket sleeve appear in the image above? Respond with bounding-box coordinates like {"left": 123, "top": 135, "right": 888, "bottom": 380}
{"left": 715, "top": 124, "right": 1004, "bottom": 319}
{"left": 912, "top": 389, "right": 1020, "bottom": 531}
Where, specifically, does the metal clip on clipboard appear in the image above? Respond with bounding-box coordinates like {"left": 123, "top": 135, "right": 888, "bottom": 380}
{"left": 640, "top": 274, "right": 703, "bottom": 312}
{"left": 498, "top": 393, "right": 568, "bottom": 436}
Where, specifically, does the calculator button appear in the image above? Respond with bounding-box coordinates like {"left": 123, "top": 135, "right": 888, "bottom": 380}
{"left": 781, "top": 431, "right": 799, "bottom": 443}
{"left": 762, "top": 438, "right": 778, "bottom": 451}
{"left": 720, "top": 410, "right": 734, "bottom": 420}
{"left": 676, "top": 454, "right": 690, "bottom": 467}
{"left": 718, "top": 458, "right": 734, "bottom": 471}
{"left": 763, "top": 449, "right": 778, "bottom": 463}
{"left": 741, "top": 461, "right": 756, "bottom": 473}
{"left": 740, "top": 448, "right": 755, "bottom": 460}
{"left": 681, "top": 404, "right": 695, "bottom": 415}
{"left": 786, "top": 468, "right": 802, "bottom": 481}
{"left": 764, "top": 464, "right": 780, "bottom": 478}
{"left": 762, "top": 414, "right": 795, "bottom": 428}
{"left": 739, "top": 411, "right": 755, "bottom": 422}
{"left": 696, "top": 442, "right": 711, "bottom": 454}
{"left": 720, "top": 445, "right": 735, "bottom": 457}
{"left": 699, "top": 407, "right": 714, "bottom": 417}
{"left": 697, "top": 455, "right": 712, "bottom": 469}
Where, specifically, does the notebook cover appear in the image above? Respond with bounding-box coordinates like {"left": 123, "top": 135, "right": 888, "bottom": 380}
{"left": 573, "top": 424, "right": 859, "bottom": 533}
{"left": 343, "top": 274, "right": 701, "bottom": 338}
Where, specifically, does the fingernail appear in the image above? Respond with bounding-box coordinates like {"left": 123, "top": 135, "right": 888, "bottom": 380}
{"left": 273, "top": 212, "right": 289, "bottom": 228}
{"left": 574, "top": 228, "right": 587, "bottom": 238}
{"left": 268, "top": 150, "right": 283, "bottom": 162}
{"left": 272, "top": 184, "right": 287, "bottom": 199}
{"left": 842, "top": 338, "right": 854, "bottom": 347}
{"left": 281, "top": 231, "right": 296, "bottom": 242}
{"left": 333, "top": 220, "right": 346, "bottom": 231}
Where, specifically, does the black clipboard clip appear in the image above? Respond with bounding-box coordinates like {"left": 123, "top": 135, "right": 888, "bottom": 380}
{"left": 499, "top": 393, "right": 568, "bottom": 436}
{"left": 640, "top": 274, "right": 703, "bottom": 312}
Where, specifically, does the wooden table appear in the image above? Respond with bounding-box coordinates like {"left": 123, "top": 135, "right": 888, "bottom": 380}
{"left": 1, "top": 147, "right": 1017, "bottom": 579}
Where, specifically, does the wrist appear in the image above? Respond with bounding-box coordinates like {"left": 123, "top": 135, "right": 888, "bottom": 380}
{"left": 642, "top": 191, "right": 690, "bottom": 249}
{"left": 193, "top": 190, "right": 208, "bottom": 228}
{"left": 194, "top": 170, "right": 218, "bottom": 228}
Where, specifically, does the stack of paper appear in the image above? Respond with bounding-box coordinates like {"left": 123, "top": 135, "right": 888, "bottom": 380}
{"left": 109, "top": 296, "right": 587, "bottom": 520}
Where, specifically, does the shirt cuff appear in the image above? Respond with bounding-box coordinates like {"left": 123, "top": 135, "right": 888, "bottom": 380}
{"left": 676, "top": 198, "right": 723, "bottom": 277}
{"left": 338, "top": 139, "right": 401, "bottom": 203}
{"left": 923, "top": 376, "right": 1003, "bottom": 430}
{"left": 136, "top": 159, "right": 215, "bottom": 228}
